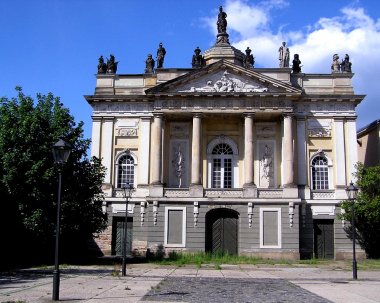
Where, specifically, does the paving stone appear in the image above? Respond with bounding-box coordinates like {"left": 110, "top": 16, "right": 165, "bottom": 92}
{"left": 142, "top": 277, "right": 332, "bottom": 303}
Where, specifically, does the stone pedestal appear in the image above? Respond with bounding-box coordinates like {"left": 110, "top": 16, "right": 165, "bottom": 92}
{"left": 149, "top": 184, "right": 163, "bottom": 197}
{"left": 243, "top": 184, "right": 257, "bottom": 198}
{"left": 189, "top": 184, "right": 203, "bottom": 197}
{"left": 283, "top": 186, "right": 298, "bottom": 198}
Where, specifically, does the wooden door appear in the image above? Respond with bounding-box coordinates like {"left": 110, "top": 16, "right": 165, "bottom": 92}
{"left": 206, "top": 209, "right": 238, "bottom": 255}
{"left": 112, "top": 217, "right": 133, "bottom": 256}
{"left": 314, "top": 219, "right": 334, "bottom": 259}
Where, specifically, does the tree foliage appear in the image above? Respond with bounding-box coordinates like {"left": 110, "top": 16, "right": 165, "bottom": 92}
{"left": 0, "top": 88, "right": 107, "bottom": 266}
{"left": 341, "top": 163, "right": 380, "bottom": 258}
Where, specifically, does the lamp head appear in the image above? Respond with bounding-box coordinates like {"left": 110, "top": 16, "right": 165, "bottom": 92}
{"left": 345, "top": 181, "right": 358, "bottom": 200}
{"left": 52, "top": 138, "right": 72, "bottom": 165}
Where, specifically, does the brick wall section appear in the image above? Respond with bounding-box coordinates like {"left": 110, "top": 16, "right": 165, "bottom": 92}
{"left": 94, "top": 225, "right": 112, "bottom": 255}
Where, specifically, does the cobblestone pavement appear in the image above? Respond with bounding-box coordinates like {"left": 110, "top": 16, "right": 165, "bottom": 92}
{"left": 142, "top": 277, "right": 331, "bottom": 303}
{"left": 1, "top": 264, "right": 379, "bottom": 302}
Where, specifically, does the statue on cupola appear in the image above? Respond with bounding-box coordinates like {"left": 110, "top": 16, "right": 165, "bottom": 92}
{"left": 216, "top": 6, "right": 230, "bottom": 45}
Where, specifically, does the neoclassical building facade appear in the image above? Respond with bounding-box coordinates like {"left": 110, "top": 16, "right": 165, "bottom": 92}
{"left": 86, "top": 14, "right": 364, "bottom": 260}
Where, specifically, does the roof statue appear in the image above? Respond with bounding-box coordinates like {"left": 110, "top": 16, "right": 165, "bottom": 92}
{"left": 331, "top": 54, "right": 340, "bottom": 73}
{"left": 340, "top": 54, "right": 352, "bottom": 73}
{"left": 106, "top": 54, "right": 118, "bottom": 74}
{"left": 192, "top": 47, "right": 204, "bottom": 68}
{"left": 244, "top": 47, "right": 255, "bottom": 69}
{"left": 156, "top": 42, "right": 166, "bottom": 68}
{"left": 145, "top": 54, "right": 155, "bottom": 74}
{"left": 97, "top": 55, "right": 107, "bottom": 74}
{"left": 292, "top": 54, "right": 301, "bottom": 73}
{"left": 279, "top": 42, "right": 290, "bottom": 68}
{"left": 216, "top": 6, "right": 230, "bottom": 45}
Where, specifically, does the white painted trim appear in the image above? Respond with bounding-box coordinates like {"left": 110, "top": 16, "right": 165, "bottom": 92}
{"left": 164, "top": 206, "right": 187, "bottom": 248}
{"left": 115, "top": 151, "right": 138, "bottom": 189}
{"left": 206, "top": 136, "right": 239, "bottom": 188}
{"left": 139, "top": 117, "right": 151, "bottom": 185}
{"left": 207, "top": 136, "right": 239, "bottom": 155}
{"left": 309, "top": 150, "right": 333, "bottom": 190}
{"left": 260, "top": 208, "right": 282, "bottom": 248}
{"left": 101, "top": 119, "right": 114, "bottom": 184}
{"left": 333, "top": 119, "right": 346, "bottom": 186}
{"left": 91, "top": 118, "right": 102, "bottom": 159}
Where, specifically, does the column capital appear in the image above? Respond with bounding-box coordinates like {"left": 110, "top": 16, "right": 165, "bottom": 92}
{"left": 103, "top": 116, "right": 115, "bottom": 122}
{"left": 140, "top": 116, "right": 152, "bottom": 121}
{"left": 282, "top": 112, "right": 294, "bottom": 119}
{"left": 345, "top": 116, "right": 357, "bottom": 121}
{"left": 92, "top": 116, "right": 103, "bottom": 121}
{"left": 192, "top": 113, "right": 203, "bottom": 119}
{"left": 243, "top": 112, "right": 255, "bottom": 119}
{"left": 153, "top": 113, "right": 164, "bottom": 118}
{"left": 333, "top": 116, "right": 345, "bottom": 122}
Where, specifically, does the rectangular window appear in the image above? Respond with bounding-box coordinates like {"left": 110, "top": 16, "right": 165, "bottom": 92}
{"left": 165, "top": 207, "right": 186, "bottom": 247}
{"left": 212, "top": 159, "right": 221, "bottom": 188}
{"left": 224, "top": 158, "right": 232, "bottom": 188}
{"left": 260, "top": 208, "right": 281, "bottom": 248}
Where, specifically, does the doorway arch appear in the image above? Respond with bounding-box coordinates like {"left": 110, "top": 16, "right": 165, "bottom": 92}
{"left": 205, "top": 208, "right": 239, "bottom": 255}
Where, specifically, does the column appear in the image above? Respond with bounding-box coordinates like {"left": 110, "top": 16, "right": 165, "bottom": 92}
{"left": 244, "top": 113, "right": 254, "bottom": 186}
{"left": 151, "top": 114, "right": 163, "bottom": 185}
{"left": 101, "top": 117, "right": 114, "bottom": 197}
{"left": 296, "top": 117, "right": 307, "bottom": 185}
{"left": 139, "top": 116, "right": 151, "bottom": 186}
{"left": 346, "top": 117, "right": 358, "bottom": 183}
{"left": 282, "top": 114, "right": 294, "bottom": 186}
{"left": 91, "top": 117, "right": 102, "bottom": 159}
{"left": 190, "top": 114, "right": 203, "bottom": 197}
{"left": 334, "top": 117, "right": 346, "bottom": 187}
{"left": 191, "top": 114, "right": 202, "bottom": 185}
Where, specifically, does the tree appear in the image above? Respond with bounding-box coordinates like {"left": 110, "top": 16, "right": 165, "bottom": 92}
{"left": 0, "top": 88, "right": 107, "bottom": 266}
{"left": 340, "top": 163, "right": 380, "bottom": 258}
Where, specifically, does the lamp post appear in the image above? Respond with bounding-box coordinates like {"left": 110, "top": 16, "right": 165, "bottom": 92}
{"left": 345, "top": 181, "right": 359, "bottom": 280}
{"left": 52, "top": 139, "right": 71, "bottom": 301}
{"left": 122, "top": 182, "right": 133, "bottom": 276}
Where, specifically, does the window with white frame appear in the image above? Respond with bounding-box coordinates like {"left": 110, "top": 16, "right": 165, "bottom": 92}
{"left": 164, "top": 207, "right": 186, "bottom": 247}
{"left": 212, "top": 143, "right": 233, "bottom": 188}
{"left": 117, "top": 154, "right": 135, "bottom": 188}
{"left": 207, "top": 136, "right": 239, "bottom": 188}
{"left": 311, "top": 154, "right": 329, "bottom": 190}
{"left": 260, "top": 208, "right": 282, "bottom": 248}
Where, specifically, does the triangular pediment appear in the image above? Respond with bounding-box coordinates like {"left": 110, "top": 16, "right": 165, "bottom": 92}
{"left": 146, "top": 60, "right": 301, "bottom": 95}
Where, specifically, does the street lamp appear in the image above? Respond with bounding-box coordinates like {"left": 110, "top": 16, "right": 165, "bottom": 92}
{"left": 122, "top": 182, "right": 133, "bottom": 276}
{"left": 345, "top": 181, "right": 359, "bottom": 280}
{"left": 52, "top": 138, "right": 72, "bottom": 301}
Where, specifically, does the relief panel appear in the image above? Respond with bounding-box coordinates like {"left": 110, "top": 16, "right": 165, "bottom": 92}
{"left": 257, "top": 140, "right": 276, "bottom": 188}
{"left": 169, "top": 140, "right": 189, "bottom": 188}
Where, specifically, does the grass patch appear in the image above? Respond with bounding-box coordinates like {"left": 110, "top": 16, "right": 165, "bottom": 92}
{"left": 357, "top": 259, "right": 380, "bottom": 270}
{"left": 149, "top": 251, "right": 297, "bottom": 267}
{"left": 147, "top": 251, "right": 351, "bottom": 268}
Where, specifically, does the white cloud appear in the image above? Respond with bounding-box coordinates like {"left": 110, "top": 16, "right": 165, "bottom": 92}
{"left": 202, "top": 0, "right": 380, "bottom": 128}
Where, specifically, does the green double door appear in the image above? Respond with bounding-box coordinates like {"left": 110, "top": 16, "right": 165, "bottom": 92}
{"left": 314, "top": 219, "right": 334, "bottom": 259}
{"left": 206, "top": 209, "right": 238, "bottom": 255}
{"left": 112, "top": 217, "right": 133, "bottom": 256}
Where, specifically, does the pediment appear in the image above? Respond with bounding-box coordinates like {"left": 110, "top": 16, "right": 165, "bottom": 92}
{"left": 146, "top": 60, "right": 301, "bottom": 95}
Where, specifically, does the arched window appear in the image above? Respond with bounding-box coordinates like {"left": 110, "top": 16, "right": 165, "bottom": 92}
{"left": 311, "top": 155, "right": 329, "bottom": 190}
{"left": 211, "top": 143, "right": 234, "bottom": 188}
{"left": 117, "top": 154, "right": 135, "bottom": 188}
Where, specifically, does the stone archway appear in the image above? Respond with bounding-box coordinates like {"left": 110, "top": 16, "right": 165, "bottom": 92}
{"left": 205, "top": 208, "right": 239, "bottom": 255}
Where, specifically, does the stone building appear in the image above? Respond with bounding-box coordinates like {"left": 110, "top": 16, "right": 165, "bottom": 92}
{"left": 357, "top": 119, "right": 380, "bottom": 167}
{"left": 85, "top": 9, "right": 365, "bottom": 260}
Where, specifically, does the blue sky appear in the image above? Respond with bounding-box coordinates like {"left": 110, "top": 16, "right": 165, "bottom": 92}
{"left": 1, "top": 0, "right": 379, "bottom": 142}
